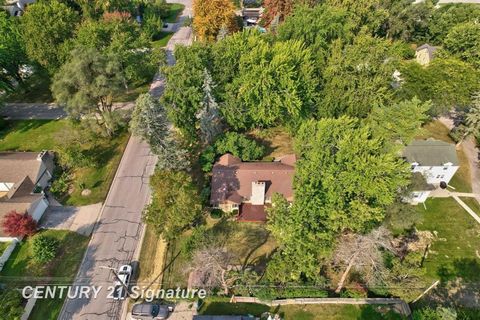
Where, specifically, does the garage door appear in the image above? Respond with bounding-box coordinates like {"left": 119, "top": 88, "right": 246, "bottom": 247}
{"left": 31, "top": 197, "right": 49, "bottom": 221}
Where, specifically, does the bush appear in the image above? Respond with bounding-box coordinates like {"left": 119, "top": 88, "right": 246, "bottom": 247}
{"left": 210, "top": 209, "right": 223, "bottom": 219}
{"left": 32, "top": 235, "right": 60, "bottom": 263}
{"left": 50, "top": 171, "right": 70, "bottom": 197}
{"left": 413, "top": 307, "right": 457, "bottom": 320}
{"left": 448, "top": 125, "right": 467, "bottom": 143}
{"left": 1, "top": 211, "right": 37, "bottom": 237}
{"left": 215, "top": 132, "right": 265, "bottom": 161}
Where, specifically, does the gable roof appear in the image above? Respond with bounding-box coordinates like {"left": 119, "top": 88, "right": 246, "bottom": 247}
{"left": 211, "top": 154, "right": 296, "bottom": 205}
{"left": 0, "top": 151, "right": 53, "bottom": 184}
{"left": 403, "top": 139, "right": 459, "bottom": 166}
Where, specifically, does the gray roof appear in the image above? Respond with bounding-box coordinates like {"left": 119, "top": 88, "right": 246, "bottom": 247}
{"left": 0, "top": 151, "right": 53, "bottom": 184}
{"left": 403, "top": 139, "right": 459, "bottom": 166}
{"left": 416, "top": 44, "right": 438, "bottom": 60}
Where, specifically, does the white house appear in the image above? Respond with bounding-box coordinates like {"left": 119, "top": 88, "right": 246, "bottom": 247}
{"left": 0, "top": 151, "right": 53, "bottom": 242}
{"left": 403, "top": 139, "right": 459, "bottom": 203}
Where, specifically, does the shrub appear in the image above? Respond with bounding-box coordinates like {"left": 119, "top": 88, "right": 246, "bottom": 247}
{"left": 215, "top": 132, "right": 265, "bottom": 161}
{"left": 50, "top": 171, "right": 70, "bottom": 197}
{"left": 200, "top": 145, "right": 216, "bottom": 172}
{"left": 210, "top": 209, "right": 223, "bottom": 219}
{"left": 32, "top": 235, "right": 59, "bottom": 263}
{"left": 252, "top": 286, "right": 328, "bottom": 300}
{"left": 448, "top": 125, "right": 467, "bottom": 143}
{"left": 1, "top": 211, "right": 37, "bottom": 237}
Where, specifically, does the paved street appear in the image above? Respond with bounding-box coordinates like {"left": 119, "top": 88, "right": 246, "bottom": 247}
{"left": 58, "top": 1, "right": 193, "bottom": 319}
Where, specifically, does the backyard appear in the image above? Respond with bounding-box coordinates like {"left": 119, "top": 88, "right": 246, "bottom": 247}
{"left": 248, "top": 126, "right": 295, "bottom": 160}
{"left": 0, "top": 119, "right": 129, "bottom": 206}
{"left": 416, "top": 198, "right": 480, "bottom": 282}
{"left": 199, "top": 300, "right": 405, "bottom": 320}
{"left": 162, "top": 218, "right": 277, "bottom": 288}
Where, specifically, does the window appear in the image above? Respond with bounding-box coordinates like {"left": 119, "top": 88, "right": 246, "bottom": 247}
{"left": 443, "top": 167, "right": 448, "bottom": 170}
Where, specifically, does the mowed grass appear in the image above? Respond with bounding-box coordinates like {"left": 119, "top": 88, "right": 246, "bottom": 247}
{"left": 137, "top": 225, "right": 167, "bottom": 289}
{"left": 199, "top": 300, "right": 405, "bottom": 320}
{"left": 152, "top": 32, "right": 174, "bottom": 48}
{"left": 162, "top": 219, "right": 277, "bottom": 288}
{"left": 417, "top": 120, "right": 472, "bottom": 192}
{"left": 0, "top": 230, "right": 89, "bottom": 284}
{"left": 0, "top": 120, "right": 129, "bottom": 206}
{"left": 0, "top": 241, "right": 11, "bottom": 255}
{"left": 29, "top": 296, "right": 65, "bottom": 320}
{"left": 417, "top": 198, "right": 480, "bottom": 281}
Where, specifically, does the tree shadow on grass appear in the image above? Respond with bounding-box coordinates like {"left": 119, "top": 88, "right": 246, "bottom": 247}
{"left": 437, "top": 258, "right": 480, "bottom": 283}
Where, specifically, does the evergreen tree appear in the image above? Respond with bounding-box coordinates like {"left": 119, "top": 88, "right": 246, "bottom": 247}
{"left": 197, "top": 69, "right": 223, "bottom": 145}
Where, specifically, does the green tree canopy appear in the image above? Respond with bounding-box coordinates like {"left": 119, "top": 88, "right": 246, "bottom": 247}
{"left": 444, "top": 22, "right": 480, "bottom": 68}
{"left": 52, "top": 47, "right": 124, "bottom": 136}
{"left": 0, "top": 289, "right": 23, "bottom": 320}
{"left": 0, "top": 12, "right": 28, "bottom": 93}
{"left": 145, "top": 170, "right": 202, "bottom": 240}
{"left": 267, "top": 117, "right": 409, "bottom": 282}
{"left": 319, "top": 34, "right": 400, "bottom": 118}
{"left": 224, "top": 39, "right": 319, "bottom": 129}
{"left": 428, "top": 3, "right": 480, "bottom": 43}
{"left": 20, "top": 0, "right": 80, "bottom": 72}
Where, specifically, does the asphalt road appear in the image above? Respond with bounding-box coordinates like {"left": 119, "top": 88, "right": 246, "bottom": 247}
{"left": 58, "top": 1, "right": 193, "bottom": 319}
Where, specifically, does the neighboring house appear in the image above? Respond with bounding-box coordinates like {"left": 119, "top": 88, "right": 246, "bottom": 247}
{"left": 2, "top": 0, "right": 35, "bottom": 16}
{"left": 0, "top": 151, "right": 53, "bottom": 242}
{"left": 242, "top": 0, "right": 264, "bottom": 27}
{"left": 415, "top": 44, "right": 438, "bottom": 66}
{"left": 403, "top": 139, "right": 459, "bottom": 203}
{"left": 210, "top": 154, "right": 296, "bottom": 222}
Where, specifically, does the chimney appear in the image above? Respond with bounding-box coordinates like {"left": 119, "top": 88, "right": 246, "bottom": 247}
{"left": 251, "top": 181, "right": 265, "bottom": 205}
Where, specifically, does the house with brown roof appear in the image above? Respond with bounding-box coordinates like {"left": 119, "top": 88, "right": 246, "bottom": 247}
{"left": 210, "top": 153, "right": 296, "bottom": 222}
{"left": 0, "top": 151, "right": 53, "bottom": 241}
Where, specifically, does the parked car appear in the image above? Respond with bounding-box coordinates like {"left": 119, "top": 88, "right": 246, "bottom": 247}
{"left": 131, "top": 303, "right": 171, "bottom": 320}
{"left": 113, "top": 264, "right": 132, "bottom": 300}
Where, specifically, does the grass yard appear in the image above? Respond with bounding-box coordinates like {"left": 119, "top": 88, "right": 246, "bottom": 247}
{"left": 0, "top": 120, "right": 129, "bottom": 206}
{"left": 137, "top": 225, "right": 167, "bottom": 289}
{"left": 29, "top": 296, "right": 64, "bottom": 320}
{"left": 199, "top": 300, "right": 405, "bottom": 320}
{"left": 152, "top": 32, "right": 174, "bottom": 49}
{"left": 417, "top": 120, "right": 472, "bottom": 192}
{"left": 248, "top": 126, "right": 295, "bottom": 160}
{"left": 162, "top": 219, "right": 277, "bottom": 288}
{"left": 417, "top": 198, "right": 480, "bottom": 282}
{"left": 163, "top": 3, "right": 185, "bottom": 23}
{"left": 5, "top": 68, "right": 53, "bottom": 103}
{"left": 0, "top": 230, "right": 89, "bottom": 284}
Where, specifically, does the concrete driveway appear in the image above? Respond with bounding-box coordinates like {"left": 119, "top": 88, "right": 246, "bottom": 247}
{"left": 40, "top": 203, "right": 102, "bottom": 236}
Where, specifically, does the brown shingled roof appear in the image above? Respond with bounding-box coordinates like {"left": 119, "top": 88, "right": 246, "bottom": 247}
{"left": 0, "top": 151, "right": 52, "bottom": 184}
{"left": 210, "top": 154, "right": 296, "bottom": 205}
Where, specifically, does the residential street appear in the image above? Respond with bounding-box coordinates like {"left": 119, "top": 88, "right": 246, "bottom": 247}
{"left": 58, "top": 1, "right": 193, "bottom": 319}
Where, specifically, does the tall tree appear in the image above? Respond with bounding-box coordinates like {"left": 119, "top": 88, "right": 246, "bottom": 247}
{"left": 162, "top": 44, "right": 210, "bottom": 141}
{"left": 130, "top": 93, "right": 190, "bottom": 170}
{"left": 193, "top": 0, "right": 237, "bottom": 42}
{"left": 428, "top": 3, "right": 480, "bottom": 43}
{"left": 0, "top": 12, "right": 27, "bottom": 93}
{"left": 51, "top": 48, "right": 124, "bottom": 136}
{"left": 320, "top": 34, "right": 399, "bottom": 118}
{"left": 367, "top": 97, "right": 431, "bottom": 147}
{"left": 197, "top": 69, "right": 223, "bottom": 144}
{"left": 277, "top": 4, "right": 352, "bottom": 67}
{"left": 444, "top": 22, "right": 480, "bottom": 68}
{"left": 261, "top": 0, "right": 315, "bottom": 27}
{"left": 465, "top": 93, "right": 480, "bottom": 139}
{"left": 145, "top": 170, "right": 202, "bottom": 240}
{"left": 224, "top": 39, "right": 319, "bottom": 129}
{"left": 20, "top": 0, "right": 80, "bottom": 72}
{"left": 267, "top": 117, "right": 410, "bottom": 282}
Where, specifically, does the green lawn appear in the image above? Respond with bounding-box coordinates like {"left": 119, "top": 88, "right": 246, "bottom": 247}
{"left": 248, "top": 126, "right": 295, "bottom": 160}
{"left": 162, "top": 3, "right": 185, "bottom": 23}
{"left": 29, "top": 296, "right": 65, "bottom": 320}
{"left": 0, "top": 120, "right": 129, "bottom": 206}
{"left": 417, "top": 198, "right": 480, "bottom": 281}
{"left": 152, "top": 32, "right": 174, "bottom": 49}
{"left": 0, "top": 230, "right": 89, "bottom": 284}
{"left": 0, "top": 241, "right": 11, "bottom": 256}
{"left": 162, "top": 219, "right": 277, "bottom": 288}
{"left": 5, "top": 68, "right": 53, "bottom": 103}
{"left": 199, "top": 300, "right": 405, "bottom": 320}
